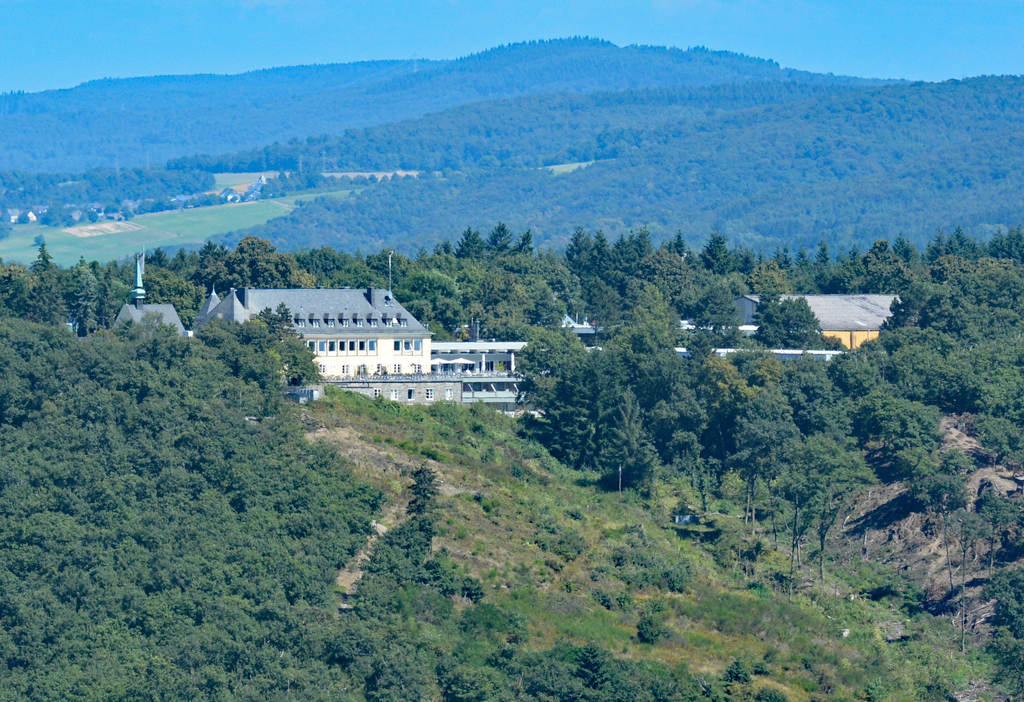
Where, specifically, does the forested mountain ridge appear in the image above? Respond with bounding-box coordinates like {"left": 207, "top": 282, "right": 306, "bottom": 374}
{"left": 0, "top": 38, "right": 878, "bottom": 172}
{"left": 225, "top": 74, "right": 1024, "bottom": 254}
{"left": 0, "top": 80, "right": 860, "bottom": 223}
{"left": 170, "top": 81, "right": 862, "bottom": 174}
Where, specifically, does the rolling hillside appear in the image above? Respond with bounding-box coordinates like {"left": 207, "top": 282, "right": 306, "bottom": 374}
{"left": 0, "top": 313, "right": 987, "bottom": 699}
{"left": 224, "top": 75, "right": 1024, "bottom": 254}
{"left": 0, "top": 38, "right": 880, "bottom": 172}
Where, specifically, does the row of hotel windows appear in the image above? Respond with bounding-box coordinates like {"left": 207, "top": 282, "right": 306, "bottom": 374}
{"left": 295, "top": 318, "right": 409, "bottom": 328}
{"left": 307, "top": 339, "right": 423, "bottom": 354}
{"left": 317, "top": 363, "right": 424, "bottom": 375}
{"left": 371, "top": 387, "right": 453, "bottom": 401}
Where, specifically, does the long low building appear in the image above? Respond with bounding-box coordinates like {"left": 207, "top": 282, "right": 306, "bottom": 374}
{"left": 331, "top": 372, "right": 521, "bottom": 413}
{"left": 733, "top": 294, "right": 897, "bottom": 349}
{"left": 429, "top": 341, "right": 526, "bottom": 373}
{"left": 329, "top": 341, "right": 527, "bottom": 412}
{"left": 675, "top": 347, "right": 844, "bottom": 361}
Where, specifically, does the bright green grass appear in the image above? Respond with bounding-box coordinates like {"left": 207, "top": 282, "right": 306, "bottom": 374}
{"left": 0, "top": 191, "right": 351, "bottom": 266}
{"left": 0, "top": 222, "right": 213, "bottom": 267}
{"left": 135, "top": 200, "right": 292, "bottom": 238}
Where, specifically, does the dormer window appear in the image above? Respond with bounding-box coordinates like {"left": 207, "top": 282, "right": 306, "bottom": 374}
{"left": 295, "top": 318, "right": 306, "bottom": 328}
{"left": 400, "top": 319, "right": 408, "bottom": 327}
{"left": 311, "top": 319, "right": 321, "bottom": 328}
{"left": 341, "top": 319, "right": 350, "bottom": 327}
{"left": 370, "top": 319, "right": 379, "bottom": 327}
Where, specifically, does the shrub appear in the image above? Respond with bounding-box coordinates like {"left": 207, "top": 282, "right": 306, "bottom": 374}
{"left": 593, "top": 589, "right": 615, "bottom": 610}
{"left": 724, "top": 660, "right": 752, "bottom": 684}
{"left": 611, "top": 543, "right": 691, "bottom": 592}
{"left": 662, "top": 563, "right": 691, "bottom": 593}
{"left": 461, "top": 577, "right": 487, "bottom": 603}
{"left": 460, "top": 603, "right": 509, "bottom": 634}
{"left": 636, "top": 613, "right": 667, "bottom": 643}
{"left": 536, "top": 527, "right": 587, "bottom": 561}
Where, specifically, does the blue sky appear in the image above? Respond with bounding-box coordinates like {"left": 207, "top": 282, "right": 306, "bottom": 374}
{"left": 0, "top": 0, "right": 1021, "bottom": 92}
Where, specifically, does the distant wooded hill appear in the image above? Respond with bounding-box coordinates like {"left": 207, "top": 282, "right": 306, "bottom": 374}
{"left": 0, "top": 38, "right": 878, "bottom": 172}
{"left": 222, "top": 75, "right": 1024, "bottom": 254}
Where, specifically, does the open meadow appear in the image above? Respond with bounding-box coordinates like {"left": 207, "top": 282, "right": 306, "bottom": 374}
{"left": 0, "top": 190, "right": 350, "bottom": 266}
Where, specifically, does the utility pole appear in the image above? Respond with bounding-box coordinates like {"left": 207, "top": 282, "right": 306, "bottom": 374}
{"left": 619, "top": 465, "right": 622, "bottom": 495}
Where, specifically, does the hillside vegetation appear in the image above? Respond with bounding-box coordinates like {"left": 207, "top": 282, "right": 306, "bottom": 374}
{"left": 6, "top": 223, "right": 1024, "bottom": 698}
{"left": 0, "top": 318, "right": 991, "bottom": 701}
{"left": 0, "top": 39, "right": 873, "bottom": 172}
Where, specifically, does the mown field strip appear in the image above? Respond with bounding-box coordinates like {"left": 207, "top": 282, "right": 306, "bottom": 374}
{"left": 0, "top": 191, "right": 351, "bottom": 266}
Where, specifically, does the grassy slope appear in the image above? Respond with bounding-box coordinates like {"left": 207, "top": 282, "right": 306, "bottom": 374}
{"left": 0, "top": 191, "right": 350, "bottom": 266}
{"left": 304, "top": 388, "right": 989, "bottom": 701}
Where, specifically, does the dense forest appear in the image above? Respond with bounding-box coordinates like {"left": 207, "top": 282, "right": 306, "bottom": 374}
{"left": 0, "top": 80, "right": 865, "bottom": 230}
{"left": 221, "top": 75, "right": 1024, "bottom": 254}
{"left": 0, "top": 38, "right": 874, "bottom": 172}
{"left": 167, "top": 81, "right": 863, "bottom": 174}
{"left": 4, "top": 225, "right": 1024, "bottom": 698}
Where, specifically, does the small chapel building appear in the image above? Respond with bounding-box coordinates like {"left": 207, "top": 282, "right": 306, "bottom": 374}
{"left": 113, "top": 254, "right": 186, "bottom": 335}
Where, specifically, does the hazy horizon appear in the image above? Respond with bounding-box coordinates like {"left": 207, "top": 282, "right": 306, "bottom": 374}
{"left": 0, "top": 0, "right": 1021, "bottom": 93}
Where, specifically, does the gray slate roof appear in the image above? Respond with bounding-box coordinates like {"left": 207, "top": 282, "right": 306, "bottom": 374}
{"left": 196, "top": 288, "right": 220, "bottom": 319}
{"left": 194, "top": 287, "right": 428, "bottom": 333}
{"left": 114, "top": 304, "right": 186, "bottom": 335}
{"left": 742, "top": 294, "right": 897, "bottom": 331}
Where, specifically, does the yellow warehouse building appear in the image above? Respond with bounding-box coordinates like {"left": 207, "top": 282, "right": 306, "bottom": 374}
{"left": 733, "top": 294, "right": 898, "bottom": 349}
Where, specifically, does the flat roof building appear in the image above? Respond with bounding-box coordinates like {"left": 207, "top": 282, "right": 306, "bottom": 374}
{"left": 734, "top": 294, "right": 897, "bottom": 349}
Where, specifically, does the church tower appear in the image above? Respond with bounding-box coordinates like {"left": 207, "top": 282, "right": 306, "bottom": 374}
{"left": 113, "top": 251, "right": 186, "bottom": 335}
{"left": 128, "top": 252, "right": 145, "bottom": 309}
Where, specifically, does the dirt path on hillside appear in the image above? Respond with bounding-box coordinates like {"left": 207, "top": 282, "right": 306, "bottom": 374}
{"left": 304, "top": 423, "right": 476, "bottom": 607}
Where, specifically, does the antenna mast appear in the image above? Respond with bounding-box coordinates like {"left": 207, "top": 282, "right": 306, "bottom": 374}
{"left": 388, "top": 250, "right": 394, "bottom": 294}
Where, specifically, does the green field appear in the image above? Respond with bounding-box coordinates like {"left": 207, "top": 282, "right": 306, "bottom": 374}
{"left": 0, "top": 191, "right": 350, "bottom": 266}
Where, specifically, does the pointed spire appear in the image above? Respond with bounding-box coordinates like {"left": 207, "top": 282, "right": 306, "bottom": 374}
{"left": 129, "top": 252, "right": 146, "bottom": 309}
{"left": 195, "top": 283, "right": 222, "bottom": 325}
